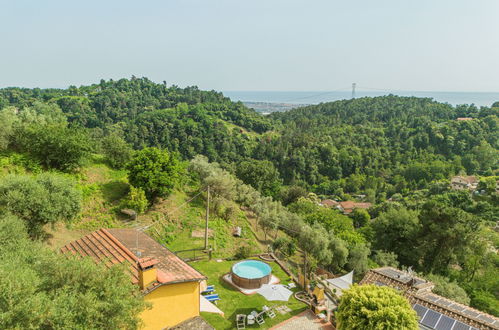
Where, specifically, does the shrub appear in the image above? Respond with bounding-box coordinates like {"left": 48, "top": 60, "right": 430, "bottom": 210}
{"left": 102, "top": 134, "right": 133, "bottom": 169}
{"left": 272, "top": 237, "right": 296, "bottom": 256}
{"left": 234, "top": 245, "right": 252, "bottom": 260}
{"left": 16, "top": 124, "right": 91, "bottom": 172}
{"left": 120, "top": 186, "right": 148, "bottom": 214}
{"left": 337, "top": 284, "right": 418, "bottom": 330}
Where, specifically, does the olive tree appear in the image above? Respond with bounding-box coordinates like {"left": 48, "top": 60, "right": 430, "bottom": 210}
{"left": 0, "top": 173, "right": 81, "bottom": 239}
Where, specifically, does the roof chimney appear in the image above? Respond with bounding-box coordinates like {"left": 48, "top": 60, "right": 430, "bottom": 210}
{"left": 138, "top": 257, "right": 159, "bottom": 290}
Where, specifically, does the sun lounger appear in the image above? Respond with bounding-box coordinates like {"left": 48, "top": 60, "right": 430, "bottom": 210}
{"left": 201, "top": 285, "right": 215, "bottom": 294}
{"left": 205, "top": 294, "right": 220, "bottom": 304}
{"left": 236, "top": 314, "right": 246, "bottom": 330}
{"left": 284, "top": 282, "right": 296, "bottom": 289}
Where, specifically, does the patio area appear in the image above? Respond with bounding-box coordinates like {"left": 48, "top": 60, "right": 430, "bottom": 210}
{"left": 191, "top": 259, "right": 307, "bottom": 329}
{"left": 270, "top": 310, "right": 334, "bottom": 330}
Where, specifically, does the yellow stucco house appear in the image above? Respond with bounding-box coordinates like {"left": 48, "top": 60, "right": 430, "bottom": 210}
{"left": 61, "top": 228, "right": 208, "bottom": 329}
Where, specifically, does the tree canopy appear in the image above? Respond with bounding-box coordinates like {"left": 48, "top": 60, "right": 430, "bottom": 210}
{"left": 0, "top": 173, "right": 81, "bottom": 239}
{"left": 336, "top": 284, "right": 418, "bottom": 330}
{"left": 0, "top": 214, "right": 146, "bottom": 329}
{"left": 127, "top": 147, "right": 182, "bottom": 201}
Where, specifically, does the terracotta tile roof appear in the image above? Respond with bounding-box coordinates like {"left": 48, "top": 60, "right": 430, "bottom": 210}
{"left": 339, "top": 201, "right": 355, "bottom": 210}
{"left": 108, "top": 228, "right": 206, "bottom": 284}
{"left": 339, "top": 201, "right": 372, "bottom": 212}
{"left": 321, "top": 199, "right": 339, "bottom": 207}
{"left": 60, "top": 228, "right": 140, "bottom": 284}
{"left": 61, "top": 228, "right": 206, "bottom": 289}
{"left": 353, "top": 202, "right": 372, "bottom": 209}
{"left": 138, "top": 257, "right": 159, "bottom": 270}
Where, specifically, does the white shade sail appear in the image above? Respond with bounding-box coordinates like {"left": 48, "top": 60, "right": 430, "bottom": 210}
{"left": 326, "top": 271, "right": 353, "bottom": 290}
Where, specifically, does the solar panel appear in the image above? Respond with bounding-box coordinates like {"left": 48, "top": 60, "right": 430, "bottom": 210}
{"left": 477, "top": 314, "right": 495, "bottom": 324}
{"left": 379, "top": 268, "right": 401, "bottom": 278}
{"left": 463, "top": 309, "right": 480, "bottom": 318}
{"left": 452, "top": 321, "right": 470, "bottom": 330}
{"left": 449, "top": 304, "right": 466, "bottom": 312}
{"left": 413, "top": 304, "right": 429, "bottom": 319}
{"left": 424, "top": 294, "right": 441, "bottom": 302}
{"left": 435, "top": 315, "right": 455, "bottom": 330}
{"left": 438, "top": 300, "right": 453, "bottom": 307}
{"left": 421, "top": 309, "right": 441, "bottom": 328}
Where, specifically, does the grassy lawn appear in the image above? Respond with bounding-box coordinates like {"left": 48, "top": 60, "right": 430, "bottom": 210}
{"left": 191, "top": 259, "right": 307, "bottom": 329}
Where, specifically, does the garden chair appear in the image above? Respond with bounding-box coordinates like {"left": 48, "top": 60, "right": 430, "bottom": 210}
{"left": 255, "top": 311, "right": 265, "bottom": 325}
{"left": 262, "top": 305, "right": 276, "bottom": 319}
{"left": 236, "top": 314, "right": 246, "bottom": 330}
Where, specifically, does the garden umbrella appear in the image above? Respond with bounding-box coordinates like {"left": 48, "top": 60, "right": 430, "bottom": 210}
{"left": 257, "top": 284, "right": 293, "bottom": 301}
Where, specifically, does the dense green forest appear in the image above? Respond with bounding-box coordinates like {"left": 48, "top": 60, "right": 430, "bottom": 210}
{"left": 2, "top": 79, "right": 497, "bottom": 197}
{"left": 0, "top": 77, "right": 497, "bottom": 317}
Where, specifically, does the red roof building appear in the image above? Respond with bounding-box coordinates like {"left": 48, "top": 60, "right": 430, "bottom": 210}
{"left": 61, "top": 228, "right": 208, "bottom": 329}
{"left": 320, "top": 199, "right": 339, "bottom": 208}
{"left": 61, "top": 228, "right": 206, "bottom": 291}
{"left": 338, "top": 201, "right": 372, "bottom": 214}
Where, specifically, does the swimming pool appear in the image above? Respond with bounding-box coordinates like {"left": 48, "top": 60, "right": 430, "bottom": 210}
{"left": 231, "top": 260, "right": 272, "bottom": 289}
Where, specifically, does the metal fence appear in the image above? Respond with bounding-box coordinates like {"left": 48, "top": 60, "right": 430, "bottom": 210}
{"left": 173, "top": 248, "right": 211, "bottom": 262}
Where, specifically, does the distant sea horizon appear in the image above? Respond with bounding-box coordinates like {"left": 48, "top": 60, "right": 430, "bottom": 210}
{"left": 223, "top": 91, "right": 499, "bottom": 107}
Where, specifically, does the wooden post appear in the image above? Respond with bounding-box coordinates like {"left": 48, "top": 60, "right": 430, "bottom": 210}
{"left": 303, "top": 251, "right": 308, "bottom": 292}
{"left": 204, "top": 186, "right": 210, "bottom": 250}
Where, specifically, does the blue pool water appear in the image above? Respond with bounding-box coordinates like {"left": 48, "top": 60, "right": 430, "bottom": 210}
{"left": 232, "top": 260, "right": 272, "bottom": 279}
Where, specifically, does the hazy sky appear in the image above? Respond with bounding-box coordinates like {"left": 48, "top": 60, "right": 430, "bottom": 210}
{"left": 1, "top": 0, "right": 498, "bottom": 91}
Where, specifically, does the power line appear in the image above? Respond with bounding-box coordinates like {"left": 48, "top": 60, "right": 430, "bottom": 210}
{"left": 356, "top": 85, "right": 411, "bottom": 93}
{"left": 139, "top": 189, "right": 204, "bottom": 233}
{"left": 163, "top": 190, "right": 204, "bottom": 218}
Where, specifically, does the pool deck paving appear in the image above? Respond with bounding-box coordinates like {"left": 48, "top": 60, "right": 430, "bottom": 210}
{"left": 269, "top": 310, "right": 335, "bottom": 330}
